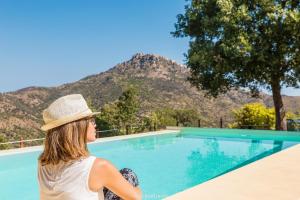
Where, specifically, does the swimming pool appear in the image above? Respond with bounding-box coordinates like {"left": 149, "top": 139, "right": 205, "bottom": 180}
{"left": 0, "top": 128, "right": 299, "bottom": 200}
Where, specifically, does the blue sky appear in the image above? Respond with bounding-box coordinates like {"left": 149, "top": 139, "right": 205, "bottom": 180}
{"left": 0, "top": 0, "right": 299, "bottom": 96}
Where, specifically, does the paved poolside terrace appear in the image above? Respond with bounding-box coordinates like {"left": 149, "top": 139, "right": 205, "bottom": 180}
{"left": 1, "top": 128, "right": 299, "bottom": 200}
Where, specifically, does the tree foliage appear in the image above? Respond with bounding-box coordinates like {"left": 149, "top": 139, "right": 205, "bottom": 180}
{"left": 142, "top": 112, "right": 160, "bottom": 131}
{"left": 96, "top": 86, "right": 140, "bottom": 135}
{"left": 96, "top": 101, "right": 201, "bottom": 136}
{"left": 175, "top": 109, "right": 200, "bottom": 126}
{"left": 173, "top": 0, "right": 300, "bottom": 130}
{"left": 155, "top": 108, "right": 200, "bottom": 127}
{"left": 116, "top": 86, "right": 140, "bottom": 134}
{"left": 155, "top": 108, "right": 178, "bottom": 127}
{"left": 0, "top": 134, "right": 8, "bottom": 150}
{"left": 97, "top": 102, "right": 120, "bottom": 131}
{"left": 229, "top": 103, "right": 275, "bottom": 129}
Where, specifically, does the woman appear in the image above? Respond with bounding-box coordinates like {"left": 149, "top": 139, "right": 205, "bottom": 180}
{"left": 38, "top": 94, "right": 142, "bottom": 200}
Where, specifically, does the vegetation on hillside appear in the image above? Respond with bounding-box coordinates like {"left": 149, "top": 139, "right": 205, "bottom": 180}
{"left": 96, "top": 87, "right": 201, "bottom": 137}
{"left": 0, "top": 134, "right": 8, "bottom": 150}
{"left": 96, "top": 86, "right": 140, "bottom": 135}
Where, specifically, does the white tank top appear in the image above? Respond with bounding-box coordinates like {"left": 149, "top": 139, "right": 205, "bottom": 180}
{"left": 38, "top": 156, "right": 104, "bottom": 200}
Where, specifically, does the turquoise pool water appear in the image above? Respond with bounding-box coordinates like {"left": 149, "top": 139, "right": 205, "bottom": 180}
{"left": 0, "top": 128, "right": 299, "bottom": 200}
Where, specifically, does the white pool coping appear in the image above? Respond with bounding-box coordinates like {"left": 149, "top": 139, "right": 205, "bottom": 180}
{"left": 0, "top": 129, "right": 179, "bottom": 156}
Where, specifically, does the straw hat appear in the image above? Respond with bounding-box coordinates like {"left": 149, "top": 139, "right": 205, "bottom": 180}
{"left": 41, "top": 94, "right": 100, "bottom": 131}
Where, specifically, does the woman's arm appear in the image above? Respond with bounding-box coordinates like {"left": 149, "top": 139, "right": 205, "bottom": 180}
{"left": 89, "top": 158, "right": 142, "bottom": 200}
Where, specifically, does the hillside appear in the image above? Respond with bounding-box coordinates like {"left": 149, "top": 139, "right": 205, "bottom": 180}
{"left": 0, "top": 53, "right": 299, "bottom": 142}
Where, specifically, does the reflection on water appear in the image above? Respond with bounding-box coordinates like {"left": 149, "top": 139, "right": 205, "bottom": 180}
{"left": 186, "top": 138, "right": 285, "bottom": 186}
{"left": 186, "top": 138, "right": 246, "bottom": 186}
{"left": 126, "top": 134, "right": 178, "bottom": 151}
{"left": 89, "top": 133, "right": 178, "bottom": 153}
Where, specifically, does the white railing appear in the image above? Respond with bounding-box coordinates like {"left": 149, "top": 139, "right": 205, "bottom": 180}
{"left": 0, "top": 138, "right": 45, "bottom": 145}
{"left": 0, "top": 129, "right": 120, "bottom": 148}
{"left": 96, "top": 129, "right": 118, "bottom": 133}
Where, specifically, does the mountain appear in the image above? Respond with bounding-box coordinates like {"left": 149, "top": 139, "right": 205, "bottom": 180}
{"left": 1, "top": 53, "right": 300, "bottom": 142}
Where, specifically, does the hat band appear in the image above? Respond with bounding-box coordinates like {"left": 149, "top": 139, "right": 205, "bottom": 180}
{"left": 41, "top": 109, "right": 97, "bottom": 131}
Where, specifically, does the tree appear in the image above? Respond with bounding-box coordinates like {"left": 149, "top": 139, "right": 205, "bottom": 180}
{"left": 155, "top": 108, "right": 177, "bottom": 127}
{"left": 174, "top": 109, "right": 200, "bottom": 127}
{"left": 116, "top": 86, "right": 140, "bottom": 134}
{"left": 143, "top": 112, "right": 159, "bottom": 131}
{"left": 286, "top": 111, "right": 300, "bottom": 130}
{"left": 0, "top": 134, "right": 8, "bottom": 150}
{"left": 229, "top": 103, "right": 275, "bottom": 129}
{"left": 96, "top": 86, "right": 140, "bottom": 135}
{"left": 173, "top": 0, "right": 300, "bottom": 130}
{"left": 153, "top": 108, "right": 201, "bottom": 127}
{"left": 97, "top": 102, "right": 120, "bottom": 131}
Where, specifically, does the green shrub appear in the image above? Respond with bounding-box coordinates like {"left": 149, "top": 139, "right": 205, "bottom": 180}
{"left": 0, "top": 134, "right": 8, "bottom": 150}
{"left": 154, "top": 108, "right": 200, "bottom": 127}
{"left": 155, "top": 108, "right": 177, "bottom": 127}
{"left": 229, "top": 103, "right": 275, "bottom": 129}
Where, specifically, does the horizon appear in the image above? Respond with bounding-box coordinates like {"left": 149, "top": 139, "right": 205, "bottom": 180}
{"left": 0, "top": 0, "right": 299, "bottom": 96}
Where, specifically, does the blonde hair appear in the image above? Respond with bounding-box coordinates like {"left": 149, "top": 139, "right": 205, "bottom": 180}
{"left": 39, "top": 118, "right": 90, "bottom": 166}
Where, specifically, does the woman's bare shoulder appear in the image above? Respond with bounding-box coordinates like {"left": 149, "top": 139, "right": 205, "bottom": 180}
{"left": 91, "top": 157, "right": 118, "bottom": 179}
{"left": 93, "top": 157, "right": 113, "bottom": 170}
{"left": 93, "top": 157, "right": 108, "bottom": 165}
{"left": 89, "top": 157, "right": 114, "bottom": 191}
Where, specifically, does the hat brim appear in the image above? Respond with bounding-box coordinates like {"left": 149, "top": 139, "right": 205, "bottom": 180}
{"left": 41, "top": 111, "right": 101, "bottom": 131}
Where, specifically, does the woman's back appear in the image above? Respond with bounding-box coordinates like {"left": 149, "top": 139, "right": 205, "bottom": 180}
{"left": 38, "top": 156, "right": 104, "bottom": 200}
{"left": 38, "top": 94, "right": 141, "bottom": 200}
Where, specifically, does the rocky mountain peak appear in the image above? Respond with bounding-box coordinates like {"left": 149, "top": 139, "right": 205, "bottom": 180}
{"left": 129, "top": 52, "right": 185, "bottom": 67}
{"left": 112, "top": 53, "right": 188, "bottom": 80}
